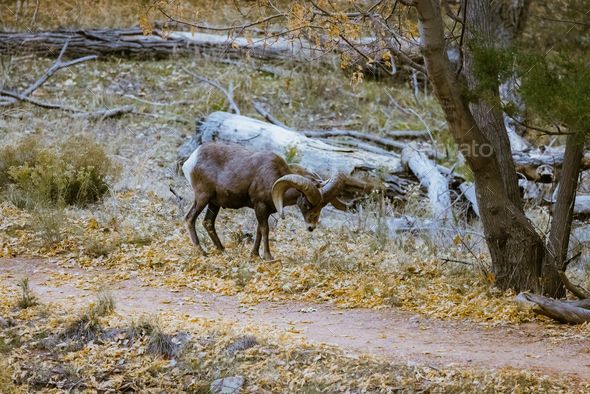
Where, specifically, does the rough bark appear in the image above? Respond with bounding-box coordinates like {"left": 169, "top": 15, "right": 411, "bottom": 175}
{"left": 516, "top": 292, "right": 590, "bottom": 324}
{"left": 463, "top": 0, "right": 530, "bottom": 209}
{"left": 543, "top": 135, "right": 585, "bottom": 297}
{"left": 415, "top": 0, "right": 543, "bottom": 292}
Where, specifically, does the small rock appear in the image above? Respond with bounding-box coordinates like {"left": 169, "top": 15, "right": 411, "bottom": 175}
{"left": 210, "top": 376, "right": 245, "bottom": 394}
{"left": 0, "top": 316, "right": 9, "bottom": 328}
{"left": 224, "top": 335, "right": 258, "bottom": 356}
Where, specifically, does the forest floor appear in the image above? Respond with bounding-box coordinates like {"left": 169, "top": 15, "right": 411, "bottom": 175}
{"left": 2, "top": 3, "right": 590, "bottom": 389}
{"left": 2, "top": 257, "right": 590, "bottom": 382}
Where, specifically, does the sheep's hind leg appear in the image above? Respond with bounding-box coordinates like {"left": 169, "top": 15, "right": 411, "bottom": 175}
{"left": 185, "top": 196, "right": 208, "bottom": 256}
{"left": 203, "top": 203, "right": 224, "bottom": 251}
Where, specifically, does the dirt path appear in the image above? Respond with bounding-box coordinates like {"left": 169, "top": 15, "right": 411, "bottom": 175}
{"left": 2, "top": 257, "right": 589, "bottom": 380}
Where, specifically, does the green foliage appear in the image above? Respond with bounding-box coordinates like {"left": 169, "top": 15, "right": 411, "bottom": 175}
{"left": 470, "top": 42, "right": 590, "bottom": 136}
{"left": 468, "top": 41, "right": 515, "bottom": 98}
{"left": 518, "top": 55, "right": 590, "bottom": 135}
{"left": 0, "top": 135, "right": 120, "bottom": 208}
{"left": 283, "top": 144, "right": 301, "bottom": 164}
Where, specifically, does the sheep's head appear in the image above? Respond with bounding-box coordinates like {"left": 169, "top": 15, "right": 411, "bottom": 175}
{"left": 272, "top": 173, "right": 346, "bottom": 231}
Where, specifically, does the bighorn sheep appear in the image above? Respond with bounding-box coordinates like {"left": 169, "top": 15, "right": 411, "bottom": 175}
{"left": 182, "top": 143, "right": 346, "bottom": 260}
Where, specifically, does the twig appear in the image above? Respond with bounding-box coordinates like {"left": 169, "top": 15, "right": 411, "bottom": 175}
{"left": 182, "top": 67, "right": 240, "bottom": 115}
{"left": 385, "top": 90, "right": 436, "bottom": 145}
{"left": 0, "top": 40, "right": 96, "bottom": 109}
{"left": 252, "top": 101, "right": 291, "bottom": 129}
{"left": 21, "top": 41, "right": 97, "bottom": 98}
{"left": 131, "top": 110, "right": 192, "bottom": 125}
{"left": 440, "top": 258, "right": 473, "bottom": 266}
{"left": 302, "top": 129, "right": 407, "bottom": 151}
{"left": 123, "top": 94, "right": 193, "bottom": 107}
{"left": 157, "top": 6, "right": 285, "bottom": 32}
{"left": 0, "top": 89, "right": 80, "bottom": 111}
{"left": 506, "top": 113, "right": 573, "bottom": 136}
{"left": 74, "top": 105, "right": 135, "bottom": 120}
{"left": 384, "top": 130, "right": 429, "bottom": 139}
{"left": 442, "top": 0, "right": 463, "bottom": 23}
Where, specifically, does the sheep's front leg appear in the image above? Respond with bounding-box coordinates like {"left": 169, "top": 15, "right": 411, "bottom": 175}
{"left": 185, "top": 195, "right": 208, "bottom": 256}
{"left": 254, "top": 204, "right": 273, "bottom": 261}
{"left": 251, "top": 225, "right": 261, "bottom": 258}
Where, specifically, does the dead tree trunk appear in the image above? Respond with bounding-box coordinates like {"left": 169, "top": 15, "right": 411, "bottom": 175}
{"left": 181, "top": 111, "right": 413, "bottom": 201}
{"left": 0, "top": 28, "right": 320, "bottom": 60}
{"left": 543, "top": 134, "right": 586, "bottom": 297}
{"left": 517, "top": 292, "right": 590, "bottom": 324}
{"left": 402, "top": 144, "right": 453, "bottom": 224}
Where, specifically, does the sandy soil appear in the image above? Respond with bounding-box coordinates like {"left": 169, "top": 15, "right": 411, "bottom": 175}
{"left": 2, "top": 257, "right": 589, "bottom": 381}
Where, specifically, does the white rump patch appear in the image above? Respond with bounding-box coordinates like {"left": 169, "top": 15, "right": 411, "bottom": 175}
{"left": 182, "top": 146, "right": 201, "bottom": 187}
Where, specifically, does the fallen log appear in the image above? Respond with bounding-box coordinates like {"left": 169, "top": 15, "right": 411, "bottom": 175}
{"left": 513, "top": 147, "right": 590, "bottom": 182}
{"left": 302, "top": 129, "right": 407, "bottom": 151}
{"left": 574, "top": 195, "right": 590, "bottom": 218}
{"left": 384, "top": 130, "right": 429, "bottom": 139}
{"left": 516, "top": 292, "right": 590, "bottom": 324}
{"left": 0, "top": 28, "right": 320, "bottom": 60}
{"left": 180, "top": 111, "right": 413, "bottom": 201}
{"left": 402, "top": 144, "right": 453, "bottom": 224}
{"left": 459, "top": 182, "right": 480, "bottom": 217}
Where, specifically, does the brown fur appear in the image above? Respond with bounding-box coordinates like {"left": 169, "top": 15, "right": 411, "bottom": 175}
{"left": 183, "top": 143, "right": 328, "bottom": 260}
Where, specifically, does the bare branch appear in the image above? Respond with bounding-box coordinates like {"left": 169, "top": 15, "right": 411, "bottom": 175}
{"left": 302, "top": 129, "right": 408, "bottom": 151}
{"left": 157, "top": 6, "right": 285, "bottom": 32}
{"left": 74, "top": 105, "right": 135, "bottom": 120}
{"left": 0, "top": 89, "right": 80, "bottom": 111}
{"left": 21, "top": 40, "right": 97, "bottom": 98}
{"left": 252, "top": 101, "right": 291, "bottom": 129}
{"left": 442, "top": 0, "right": 463, "bottom": 23}
{"left": 506, "top": 113, "right": 574, "bottom": 136}
{"left": 369, "top": 14, "right": 427, "bottom": 74}
{"left": 182, "top": 67, "right": 240, "bottom": 115}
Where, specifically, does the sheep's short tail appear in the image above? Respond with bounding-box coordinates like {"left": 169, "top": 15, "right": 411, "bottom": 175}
{"left": 182, "top": 146, "right": 201, "bottom": 188}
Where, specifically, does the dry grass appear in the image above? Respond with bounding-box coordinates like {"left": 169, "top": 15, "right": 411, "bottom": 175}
{"left": 61, "top": 291, "right": 115, "bottom": 344}
{"left": 16, "top": 278, "right": 37, "bottom": 309}
{"left": 0, "top": 290, "right": 582, "bottom": 393}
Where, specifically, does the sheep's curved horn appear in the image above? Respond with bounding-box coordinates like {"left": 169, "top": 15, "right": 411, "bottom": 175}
{"left": 288, "top": 164, "right": 322, "bottom": 183}
{"left": 320, "top": 173, "right": 346, "bottom": 204}
{"left": 272, "top": 174, "right": 322, "bottom": 218}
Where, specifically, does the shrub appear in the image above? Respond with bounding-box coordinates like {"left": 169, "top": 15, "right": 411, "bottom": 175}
{"left": 0, "top": 135, "right": 120, "bottom": 208}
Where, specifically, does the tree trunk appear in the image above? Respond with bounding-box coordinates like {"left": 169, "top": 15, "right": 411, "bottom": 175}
{"left": 463, "top": 0, "right": 530, "bottom": 209}
{"left": 543, "top": 134, "right": 585, "bottom": 297}
{"left": 415, "top": 0, "right": 543, "bottom": 292}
